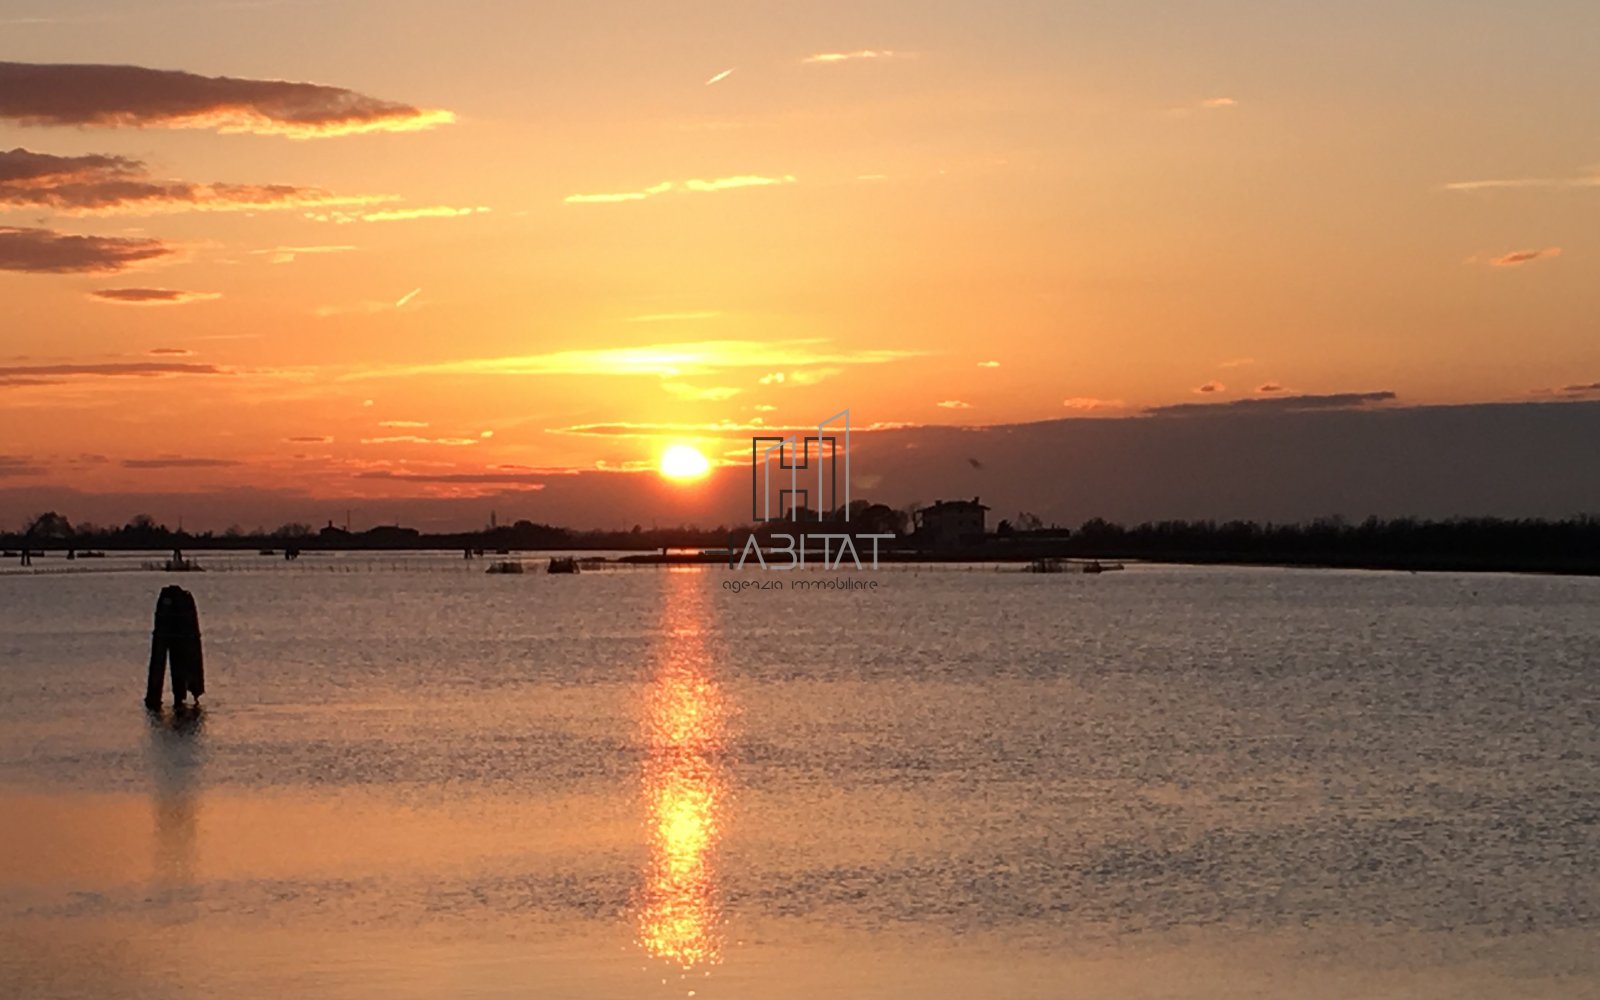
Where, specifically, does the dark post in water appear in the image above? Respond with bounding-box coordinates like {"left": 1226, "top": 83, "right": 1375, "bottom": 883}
{"left": 145, "top": 585, "right": 206, "bottom": 710}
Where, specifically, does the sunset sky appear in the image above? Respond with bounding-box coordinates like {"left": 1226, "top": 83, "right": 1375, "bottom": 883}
{"left": 3, "top": 1, "right": 1597, "bottom": 530}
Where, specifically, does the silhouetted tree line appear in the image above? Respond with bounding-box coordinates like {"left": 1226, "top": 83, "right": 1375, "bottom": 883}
{"left": 1054, "top": 514, "right": 1600, "bottom": 573}
{"left": 5, "top": 508, "right": 1599, "bottom": 573}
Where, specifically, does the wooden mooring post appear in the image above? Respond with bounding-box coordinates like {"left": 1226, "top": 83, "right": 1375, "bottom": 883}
{"left": 145, "top": 585, "right": 206, "bottom": 710}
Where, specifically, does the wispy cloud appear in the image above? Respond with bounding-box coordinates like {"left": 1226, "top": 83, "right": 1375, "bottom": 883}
{"left": 977, "top": 360, "right": 1000, "bottom": 368}
{"left": 1444, "top": 174, "right": 1600, "bottom": 192}
{"left": 0, "top": 455, "right": 46, "bottom": 477}
{"left": 315, "top": 287, "right": 427, "bottom": 316}
{"left": 378, "top": 420, "right": 429, "bottom": 428}
{"left": 1198, "top": 97, "right": 1237, "bottom": 109}
{"left": 1062, "top": 397, "right": 1126, "bottom": 412}
{"left": 0, "top": 148, "right": 390, "bottom": 215}
{"left": 356, "top": 469, "right": 551, "bottom": 486}
{"left": 147, "top": 347, "right": 192, "bottom": 356}
{"left": 565, "top": 175, "right": 795, "bottom": 205}
{"left": 0, "top": 226, "right": 170, "bottom": 273}
{"left": 0, "top": 361, "right": 225, "bottom": 379}
{"left": 89, "top": 287, "right": 219, "bottom": 305}
{"left": 1490, "top": 247, "right": 1562, "bottom": 268}
{"left": 936, "top": 399, "right": 972, "bottom": 409}
{"left": 286, "top": 435, "right": 332, "bottom": 443}
{"left": 804, "top": 50, "right": 902, "bottom": 64}
{"left": 305, "top": 205, "right": 488, "bottom": 224}
{"left": 122, "top": 456, "right": 239, "bottom": 469}
{"left": 705, "top": 68, "right": 734, "bottom": 86}
{"left": 1257, "top": 382, "right": 1285, "bottom": 393}
{"left": 1195, "top": 381, "right": 1225, "bottom": 394}
{"left": 552, "top": 418, "right": 909, "bottom": 439}
{"left": 252, "top": 244, "right": 356, "bottom": 265}
{"left": 0, "top": 61, "right": 453, "bottom": 139}
{"left": 1218, "top": 357, "right": 1255, "bottom": 369}
{"left": 359, "top": 340, "right": 912, "bottom": 380}
{"left": 359, "top": 435, "right": 480, "bottom": 446}
{"left": 664, "top": 383, "right": 741, "bottom": 401}
{"left": 1148, "top": 391, "right": 1396, "bottom": 416}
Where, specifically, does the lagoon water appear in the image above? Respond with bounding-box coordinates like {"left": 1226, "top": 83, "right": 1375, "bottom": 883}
{"left": 2, "top": 554, "right": 1597, "bottom": 998}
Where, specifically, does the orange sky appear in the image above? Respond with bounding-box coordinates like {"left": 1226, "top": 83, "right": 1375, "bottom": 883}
{"left": 2, "top": 1, "right": 1598, "bottom": 529}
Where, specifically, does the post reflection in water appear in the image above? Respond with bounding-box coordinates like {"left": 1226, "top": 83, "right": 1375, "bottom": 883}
{"left": 146, "top": 706, "right": 205, "bottom": 920}
{"left": 638, "top": 568, "right": 729, "bottom": 971}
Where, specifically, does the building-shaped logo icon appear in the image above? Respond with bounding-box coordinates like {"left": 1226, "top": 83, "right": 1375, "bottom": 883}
{"left": 750, "top": 409, "right": 850, "bottom": 522}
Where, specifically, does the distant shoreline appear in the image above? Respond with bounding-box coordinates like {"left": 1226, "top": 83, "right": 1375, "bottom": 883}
{"left": 3, "top": 544, "right": 1598, "bottom": 578}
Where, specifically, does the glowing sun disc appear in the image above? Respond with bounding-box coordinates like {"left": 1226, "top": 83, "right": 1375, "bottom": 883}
{"left": 660, "top": 444, "right": 710, "bottom": 481}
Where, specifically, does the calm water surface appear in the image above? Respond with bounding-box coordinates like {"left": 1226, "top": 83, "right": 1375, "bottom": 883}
{"left": 1, "top": 555, "right": 1597, "bottom": 998}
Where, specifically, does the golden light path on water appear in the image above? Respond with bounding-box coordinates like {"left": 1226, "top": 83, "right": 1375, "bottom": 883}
{"left": 638, "top": 568, "right": 728, "bottom": 971}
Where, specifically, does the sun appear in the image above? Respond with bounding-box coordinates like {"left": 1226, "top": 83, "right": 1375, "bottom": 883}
{"left": 660, "top": 444, "right": 711, "bottom": 481}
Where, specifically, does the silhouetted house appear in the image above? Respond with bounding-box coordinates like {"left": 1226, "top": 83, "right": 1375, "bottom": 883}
{"left": 362, "top": 525, "right": 421, "bottom": 548}
{"left": 914, "top": 497, "right": 989, "bottom": 550}
{"left": 319, "top": 521, "right": 352, "bottom": 543}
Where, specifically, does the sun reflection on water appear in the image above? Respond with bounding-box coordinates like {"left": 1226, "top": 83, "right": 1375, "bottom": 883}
{"left": 638, "top": 568, "right": 727, "bottom": 971}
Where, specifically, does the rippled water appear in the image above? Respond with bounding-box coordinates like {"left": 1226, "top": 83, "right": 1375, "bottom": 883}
{"left": 2, "top": 555, "right": 1597, "bottom": 998}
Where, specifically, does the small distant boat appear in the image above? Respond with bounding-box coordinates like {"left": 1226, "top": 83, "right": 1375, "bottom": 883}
{"left": 1081, "top": 560, "right": 1125, "bottom": 574}
{"left": 1026, "top": 558, "right": 1124, "bottom": 574}
{"left": 145, "top": 556, "right": 203, "bottom": 572}
{"left": 486, "top": 560, "right": 525, "bottom": 574}
{"left": 547, "top": 556, "right": 580, "bottom": 574}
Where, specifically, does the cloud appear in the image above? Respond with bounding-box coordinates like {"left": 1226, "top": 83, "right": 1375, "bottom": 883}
{"left": 936, "top": 400, "right": 973, "bottom": 409}
{"left": 0, "top": 61, "right": 453, "bottom": 138}
{"left": 0, "top": 225, "right": 170, "bottom": 273}
{"left": 977, "top": 360, "right": 1000, "bottom": 368}
{"left": 1490, "top": 247, "right": 1562, "bottom": 268}
{"left": 360, "top": 340, "right": 913, "bottom": 380}
{"left": 1444, "top": 174, "right": 1600, "bottom": 192}
{"left": 0, "top": 455, "right": 46, "bottom": 477}
{"left": 664, "top": 382, "right": 741, "bottom": 401}
{"left": 0, "top": 147, "right": 388, "bottom": 215}
{"left": 89, "top": 287, "right": 218, "bottom": 305}
{"left": 355, "top": 470, "right": 548, "bottom": 486}
{"left": 759, "top": 372, "right": 786, "bottom": 385}
{"left": 565, "top": 175, "right": 795, "bottom": 205}
{"left": 0, "top": 361, "right": 225, "bottom": 380}
{"left": 1257, "top": 383, "right": 1285, "bottom": 393}
{"left": 1196, "top": 381, "right": 1225, "bottom": 394}
{"left": 253, "top": 244, "right": 355, "bottom": 265}
{"left": 360, "top": 435, "right": 479, "bottom": 446}
{"left": 1218, "top": 357, "right": 1255, "bottom": 368}
{"left": 305, "top": 205, "right": 489, "bottom": 224}
{"left": 1147, "top": 391, "right": 1396, "bottom": 416}
{"left": 395, "top": 287, "right": 421, "bottom": 307}
{"left": 1198, "top": 97, "right": 1237, "bottom": 109}
{"left": 286, "top": 435, "right": 332, "bottom": 443}
{"left": 1555, "top": 382, "right": 1600, "bottom": 396}
{"left": 803, "top": 50, "right": 901, "bottom": 64}
{"left": 122, "top": 456, "right": 240, "bottom": 469}
{"left": 1062, "top": 397, "right": 1125, "bottom": 411}
{"left": 705, "top": 69, "right": 734, "bottom": 86}
{"left": 378, "top": 420, "right": 430, "bottom": 428}
{"left": 147, "top": 347, "right": 192, "bottom": 355}
{"left": 753, "top": 404, "right": 776, "bottom": 412}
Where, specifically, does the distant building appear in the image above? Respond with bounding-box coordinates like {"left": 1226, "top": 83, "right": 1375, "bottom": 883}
{"left": 914, "top": 497, "right": 989, "bottom": 550}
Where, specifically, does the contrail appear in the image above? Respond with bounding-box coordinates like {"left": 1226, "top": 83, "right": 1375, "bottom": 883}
{"left": 705, "top": 68, "right": 734, "bottom": 86}
{"left": 396, "top": 287, "right": 421, "bottom": 307}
